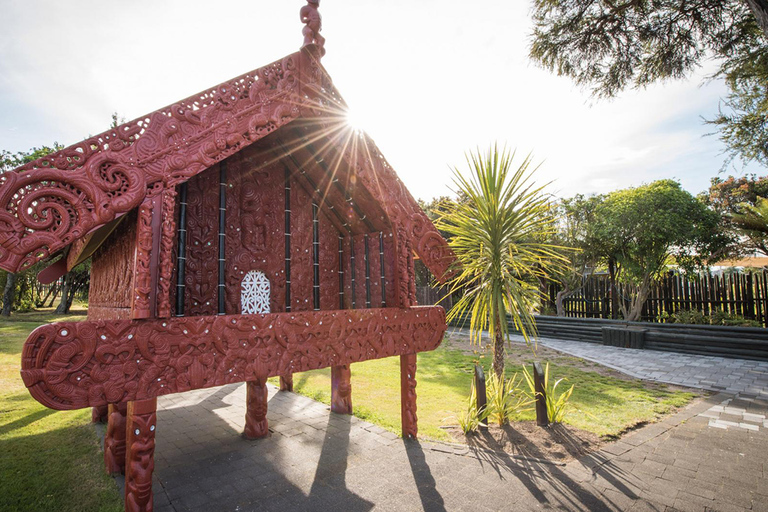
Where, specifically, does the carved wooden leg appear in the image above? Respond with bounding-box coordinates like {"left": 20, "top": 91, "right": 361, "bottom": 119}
{"left": 331, "top": 364, "right": 353, "bottom": 414}
{"left": 244, "top": 378, "right": 269, "bottom": 439}
{"left": 400, "top": 354, "right": 418, "bottom": 440}
{"left": 279, "top": 374, "right": 293, "bottom": 392}
{"left": 125, "top": 398, "right": 157, "bottom": 512}
{"left": 104, "top": 403, "right": 127, "bottom": 475}
{"left": 92, "top": 405, "right": 108, "bottom": 423}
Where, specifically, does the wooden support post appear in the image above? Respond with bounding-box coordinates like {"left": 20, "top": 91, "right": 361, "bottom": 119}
{"left": 474, "top": 364, "right": 487, "bottom": 429}
{"left": 533, "top": 362, "right": 549, "bottom": 427}
{"left": 400, "top": 353, "right": 418, "bottom": 440}
{"left": 279, "top": 374, "right": 293, "bottom": 392}
{"left": 92, "top": 404, "right": 108, "bottom": 423}
{"left": 331, "top": 364, "right": 352, "bottom": 414}
{"left": 124, "top": 398, "right": 157, "bottom": 512}
{"left": 104, "top": 403, "right": 127, "bottom": 475}
{"left": 244, "top": 378, "right": 269, "bottom": 439}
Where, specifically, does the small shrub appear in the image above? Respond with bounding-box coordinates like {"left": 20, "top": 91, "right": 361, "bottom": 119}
{"left": 668, "top": 309, "right": 708, "bottom": 325}
{"left": 456, "top": 381, "right": 489, "bottom": 434}
{"left": 486, "top": 371, "right": 533, "bottom": 426}
{"left": 522, "top": 362, "right": 575, "bottom": 424}
{"left": 711, "top": 311, "right": 762, "bottom": 328}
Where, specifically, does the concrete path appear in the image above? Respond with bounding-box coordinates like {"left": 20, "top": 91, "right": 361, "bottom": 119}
{"left": 149, "top": 382, "right": 768, "bottom": 512}
{"left": 534, "top": 336, "right": 768, "bottom": 399}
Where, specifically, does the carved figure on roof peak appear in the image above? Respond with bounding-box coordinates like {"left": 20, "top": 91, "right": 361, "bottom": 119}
{"left": 300, "top": 0, "right": 325, "bottom": 55}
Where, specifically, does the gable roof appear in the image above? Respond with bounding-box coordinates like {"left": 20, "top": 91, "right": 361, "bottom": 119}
{"left": 0, "top": 46, "right": 454, "bottom": 281}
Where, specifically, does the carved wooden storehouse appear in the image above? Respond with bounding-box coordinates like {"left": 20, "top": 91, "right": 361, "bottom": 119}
{"left": 2, "top": 6, "right": 453, "bottom": 512}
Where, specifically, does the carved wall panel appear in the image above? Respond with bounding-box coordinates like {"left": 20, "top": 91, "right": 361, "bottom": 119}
{"left": 21, "top": 306, "right": 445, "bottom": 410}
{"left": 183, "top": 167, "right": 219, "bottom": 316}
{"left": 156, "top": 188, "right": 177, "bottom": 318}
{"left": 318, "top": 211, "right": 340, "bottom": 310}
{"left": 88, "top": 212, "right": 137, "bottom": 316}
{"left": 224, "top": 152, "right": 285, "bottom": 315}
{"left": 381, "top": 232, "right": 397, "bottom": 308}
{"left": 352, "top": 234, "right": 368, "bottom": 308}
{"left": 340, "top": 236, "right": 354, "bottom": 310}
{"left": 131, "top": 200, "right": 154, "bottom": 319}
{"left": 0, "top": 49, "right": 333, "bottom": 274}
{"left": 366, "top": 234, "right": 383, "bottom": 308}
{"left": 290, "top": 177, "right": 313, "bottom": 311}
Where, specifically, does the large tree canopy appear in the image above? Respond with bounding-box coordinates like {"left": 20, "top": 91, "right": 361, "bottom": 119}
{"left": 530, "top": 0, "right": 768, "bottom": 167}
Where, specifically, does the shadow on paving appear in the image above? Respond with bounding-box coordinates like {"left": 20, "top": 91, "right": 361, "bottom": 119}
{"left": 142, "top": 384, "right": 767, "bottom": 512}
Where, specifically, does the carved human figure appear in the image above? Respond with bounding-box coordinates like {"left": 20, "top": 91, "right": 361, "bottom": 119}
{"left": 300, "top": 0, "right": 326, "bottom": 52}
{"left": 331, "top": 365, "right": 352, "bottom": 414}
{"left": 125, "top": 399, "right": 157, "bottom": 512}
{"left": 244, "top": 378, "right": 269, "bottom": 439}
{"left": 104, "top": 403, "right": 128, "bottom": 475}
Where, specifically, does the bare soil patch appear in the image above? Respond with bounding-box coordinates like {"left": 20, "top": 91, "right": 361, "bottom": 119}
{"left": 445, "top": 421, "right": 601, "bottom": 463}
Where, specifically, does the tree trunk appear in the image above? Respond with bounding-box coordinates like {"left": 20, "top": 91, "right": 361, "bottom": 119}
{"left": 55, "top": 273, "right": 72, "bottom": 314}
{"left": 608, "top": 258, "right": 619, "bottom": 319}
{"left": 47, "top": 284, "right": 60, "bottom": 308}
{"left": 492, "top": 318, "right": 505, "bottom": 380}
{"left": 2, "top": 272, "right": 16, "bottom": 316}
{"left": 745, "top": 0, "right": 768, "bottom": 39}
{"left": 624, "top": 280, "right": 651, "bottom": 322}
{"left": 555, "top": 287, "right": 571, "bottom": 317}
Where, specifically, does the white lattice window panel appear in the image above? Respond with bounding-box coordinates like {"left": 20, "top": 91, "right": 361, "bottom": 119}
{"left": 241, "top": 271, "right": 271, "bottom": 314}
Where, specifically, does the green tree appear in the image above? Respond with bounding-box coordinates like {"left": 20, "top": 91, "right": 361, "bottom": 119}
{"left": 438, "top": 145, "right": 565, "bottom": 386}
{"left": 549, "top": 195, "right": 606, "bottom": 316}
{"left": 595, "top": 180, "right": 724, "bottom": 321}
{"left": 529, "top": 0, "right": 768, "bottom": 168}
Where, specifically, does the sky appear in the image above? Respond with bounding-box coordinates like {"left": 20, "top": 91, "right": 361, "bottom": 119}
{"left": 0, "top": 0, "right": 761, "bottom": 201}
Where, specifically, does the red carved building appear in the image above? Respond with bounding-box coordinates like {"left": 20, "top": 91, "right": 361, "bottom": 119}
{"left": 2, "top": 4, "right": 453, "bottom": 511}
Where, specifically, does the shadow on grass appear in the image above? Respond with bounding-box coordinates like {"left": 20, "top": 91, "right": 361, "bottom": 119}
{"left": 0, "top": 407, "right": 56, "bottom": 437}
{"left": 0, "top": 420, "right": 123, "bottom": 512}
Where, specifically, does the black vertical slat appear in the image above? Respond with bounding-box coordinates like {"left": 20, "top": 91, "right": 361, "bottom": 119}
{"left": 312, "top": 203, "right": 320, "bottom": 310}
{"left": 364, "top": 234, "right": 371, "bottom": 308}
{"left": 218, "top": 162, "right": 227, "bottom": 315}
{"left": 350, "top": 239, "right": 357, "bottom": 308}
{"left": 175, "top": 182, "right": 188, "bottom": 316}
{"left": 379, "top": 232, "right": 386, "bottom": 307}
{"left": 338, "top": 236, "right": 345, "bottom": 309}
{"left": 285, "top": 168, "right": 292, "bottom": 312}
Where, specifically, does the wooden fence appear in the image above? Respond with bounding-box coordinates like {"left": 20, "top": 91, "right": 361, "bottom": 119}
{"left": 547, "top": 271, "right": 768, "bottom": 327}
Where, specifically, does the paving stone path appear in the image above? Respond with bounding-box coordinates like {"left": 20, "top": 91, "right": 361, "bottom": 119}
{"left": 148, "top": 381, "right": 768, "bottom": 511}
{"left": 531, "top": 335, "right": 768, "bottom": 398}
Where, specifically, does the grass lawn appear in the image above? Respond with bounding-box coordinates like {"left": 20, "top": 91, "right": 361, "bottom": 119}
{"left": 271, "top": 342, "right": 696, "bottom": 441}
{"left": 0, "top": 305, "right": 123, "bottom": 512}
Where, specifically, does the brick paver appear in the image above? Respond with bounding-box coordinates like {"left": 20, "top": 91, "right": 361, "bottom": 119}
{"left": 143, "top": 382, "right": 768, "bottom": 511}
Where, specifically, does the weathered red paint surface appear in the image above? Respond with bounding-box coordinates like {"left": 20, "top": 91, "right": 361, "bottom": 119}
{"left": 21, "top": 306, "right": 445, "bottom": 410}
